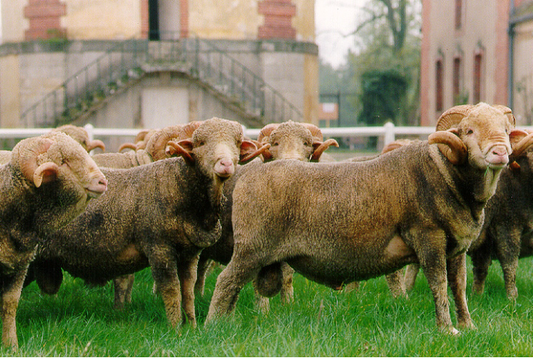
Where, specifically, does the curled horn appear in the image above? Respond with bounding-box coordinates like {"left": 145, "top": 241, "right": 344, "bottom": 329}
{"left": 301, "top": 123, "right": 324, "bottom": 141}
{"left": 148, "top": 126, "right": 186, "bottom": 161}
{"left": 17, "top": 137, "right": 55, "bottom": 185}
{"left": 165, "top": 140, "right": 194, "bottom": 165}
{"left": 257, "top": 123, "right": 281, "bottom": 144}
{"left": 302, "top": 123, "right": 339, "bottom": 162}
{"left": 153, "top": 122, "right": 201, "bottom": 160}
{"left": 257, "top": 123, "right": 280, "bottom": 162}
{"left": 310, "top": 139, "right": 339, "bottom": 162}
{"left": 431, "top": 105, "right": 473, "bottom": 165}
{"left": 86, "top": 139, "right": 105, "bottom": 152}
{"left": 493, "top": 104, "right": 516, "bottom": 127}
{"left": 181, "top": 121, "right": 201, "bottom": 138}
{"left": 134, "top": 129, "right": 151, "bottom": 143}
{"left": 118, "top": 142, "right": 138, "bottom": 152}
{"left": 436, "top": 105, "right": 473, "bottom": 131}
{"left": 240, "top": 142, "right": 271, "bottom": 164}
{"left": 428, "top": 131, "right": 467, "bottom": 165}
{"left": 510, "top": 130, "right": 533, "bottom": 158}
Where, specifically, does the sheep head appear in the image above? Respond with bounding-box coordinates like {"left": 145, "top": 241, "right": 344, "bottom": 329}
{"left": 507, "top": 129, "right": 533, "bottom": 171}
{"left": 165, "top": 117, "right": 269, "bottom": 179}
{"left": 429, "top": 103, "right": 517, "bottom": 170}
{"left": 11, "top": 132, "right": 108, "bottom": 233}
{"left": 53, "top": 125, "right": 106, "bottom": 153}
{"left": 257, "top": 121, "right": 338, "bottom": 162}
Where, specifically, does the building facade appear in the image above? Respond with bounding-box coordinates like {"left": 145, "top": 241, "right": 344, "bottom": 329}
{"left": 420, "top": 0, "right": 533, "bottom": 125}
{"left": 0, "top": 0, "right": 318, "bottom": 144}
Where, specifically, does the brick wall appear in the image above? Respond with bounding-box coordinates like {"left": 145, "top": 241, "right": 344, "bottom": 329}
{"left": 258, "top": 0, "right": 296, "bottom": 39}
{"left": 24, "top": 0, "right": 66, "bottom": 40}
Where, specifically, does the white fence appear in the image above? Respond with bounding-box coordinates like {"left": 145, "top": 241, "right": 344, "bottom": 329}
{"left": 1, "top": 122, "right": 532, "bottom": 148}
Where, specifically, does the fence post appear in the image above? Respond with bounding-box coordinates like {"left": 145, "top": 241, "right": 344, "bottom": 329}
{"left": 384, "top": 122, "right": 395, "bottom": 146}
{"left": 84, "top": 123, "right": 94, "bottom": 142}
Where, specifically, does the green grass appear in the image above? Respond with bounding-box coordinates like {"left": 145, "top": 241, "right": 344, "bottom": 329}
{"left": 4, "top": 258, "right": 533, "bottom": 356}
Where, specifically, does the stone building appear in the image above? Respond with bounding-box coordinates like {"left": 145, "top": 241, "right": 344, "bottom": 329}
{"left": 0, "top": 0, "right": 318, "bottom": 149}
{"left": 420, "top": 0, "right": 533, "bottom": 125}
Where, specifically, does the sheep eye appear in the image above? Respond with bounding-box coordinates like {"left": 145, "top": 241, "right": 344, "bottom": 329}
{"left": 466, "top": 129, "right": 474, "bottom": 135}
{"left": 273, "top": 142, "right": 279, "bottom": 146}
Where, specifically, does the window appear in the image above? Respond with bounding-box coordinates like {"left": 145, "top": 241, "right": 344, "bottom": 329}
{"left": 473, "top": 53, "right": 482, "bottom": 104}
{"left": 436, "top": 59, "right": 444, "bottom": 112}
{"left": 455, "top": 0, "right": 463, "bottom": 30}
{"left": 453, "top": 57, "right": 461, "bottom": 103}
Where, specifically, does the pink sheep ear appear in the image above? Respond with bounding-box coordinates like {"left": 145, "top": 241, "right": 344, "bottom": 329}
{"left": 239, "top": 141, "right": 270, "bottom": 164}
{"left": 166, "top": 139, "right": 195, "bottom": 165}
{"left": 33, "top": 162, "right": 60, "bottom": 188}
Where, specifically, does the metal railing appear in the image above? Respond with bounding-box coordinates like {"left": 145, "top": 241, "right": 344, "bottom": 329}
{"left": 20, "top": 35, "right": 303, "bottom": 128}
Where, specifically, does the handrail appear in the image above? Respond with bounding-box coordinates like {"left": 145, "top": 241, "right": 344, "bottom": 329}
{"left": 20, "top": 34, "right": 303, "bottom": 128}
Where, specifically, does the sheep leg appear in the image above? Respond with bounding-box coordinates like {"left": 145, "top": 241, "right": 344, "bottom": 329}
{"left": 470, "top": 243, "right": 492, "bottom": 296}
{"left": 113, "top": 274, "right": 135, "bottom": 310}
{"left": 150, "top": 260, "right": 182, "bottom": 328}
{"left": 280, "top": 262, "right": 295, "bottom": 304}
{"left": 177, "top": 256, "right": 199, "bottom": 327}
{"left": 495, "top": 230, "right": 521, "bottom": 300}
{"left": 385, "top": 269, "right": 407, "bottom": 298}
{"left": 447, "top": 253, "right": 475, "bottom": 330}
{"left": 417, "top": 244, "right": 457, "bottom": 334}
{"left": 1, "top": 267, "right": 28, "bottom": 350}
{"left": 206, "top": 257, "right": 260, "bottom": 323}
{"left": 404, "top": 264, "right": 420, "bottom": 292}
{"left": 195, "top": 257, "right": 212, "bottom": 296}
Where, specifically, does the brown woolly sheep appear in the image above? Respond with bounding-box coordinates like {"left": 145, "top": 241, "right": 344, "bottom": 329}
{"left": 195, "top": 121, "right": 339, "bottom": 311}
{"left": 401, "top": 130, "right": 533, "bottom": 299}
{"left": 29, "top": 118, "right": 268, "bottom": 329}
{"left": 91, "top": 123, "right": 200, "bottom": 171}
{"left": 0, "top": 132, "right": 107, "bottom": 349}
{"left": 0, "top": 125, "right": 106, "bottom": 166}
{"left": 205, "top": 103, "right": 522, "bottom": 334}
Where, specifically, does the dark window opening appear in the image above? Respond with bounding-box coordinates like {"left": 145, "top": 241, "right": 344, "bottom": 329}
{"left": 436, "top": 60, "right": 444, "bottom": 112}
{"left": 149, "top": 0, "right": 160, "bottom": 40}
{"left": 455, "top": 0, "right": 462, "bottom": 30}
{"left": 473, "top": 54, "right": 482, "bottom": 104}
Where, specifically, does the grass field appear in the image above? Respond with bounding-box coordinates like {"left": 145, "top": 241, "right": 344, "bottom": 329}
{"left": 3, "top": 258, "right": 533, "bottom": 356}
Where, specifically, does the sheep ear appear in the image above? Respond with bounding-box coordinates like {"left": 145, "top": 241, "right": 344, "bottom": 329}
{"left": 33, "top": 162, "right": 60, "bottom": 188}
{"left": 428, "top": 129, "right": 467, "bottom": 165}
{"left": 510, "top": 129, "right": 533, "bottom": 157}
{"left": 310, "top": 138, "right": 339, "bottom": 162}
{"left": 239, "top": 141, "right": 270, "bottom": 164}
{"left": 166, "top": 140, "right": 195, "bottom": 165}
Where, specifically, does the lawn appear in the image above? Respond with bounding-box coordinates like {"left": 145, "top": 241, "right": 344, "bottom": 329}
{"left": 3, "top": 258, "right": 533, "bottom": 356}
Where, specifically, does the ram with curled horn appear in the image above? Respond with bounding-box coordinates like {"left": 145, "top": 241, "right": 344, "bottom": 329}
{"left": 205, "top": 102, "right": 522, "bottom": 334}
{"left": 257, "top": 120, "right": 338, "bottom": 162}
{"left": 397, "top": 128, "right": 533, "bottom": 302}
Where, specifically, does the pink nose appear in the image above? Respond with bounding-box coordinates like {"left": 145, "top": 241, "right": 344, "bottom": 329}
{"left": 215, "top": 159, "right": 235, "bottom": 177}
{"left": 88, "top": 175, "right": 108, "bottom": 198}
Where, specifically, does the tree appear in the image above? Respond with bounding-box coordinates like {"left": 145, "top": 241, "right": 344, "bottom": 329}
{"left": 348, "top": 0, "right": 421, "bottom": 126}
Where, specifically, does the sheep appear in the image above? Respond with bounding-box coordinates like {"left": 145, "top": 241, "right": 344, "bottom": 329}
{"left": 195, "top": 121, "right": 339, "bottom": 311}
{"left": 205, "top": 103, "right": 525, "bottom": 334}
{"left": 51, "top": 125, "right": 106, "bottom": 153}
{"left": 0, "top": 125, "right": 106, "bottom": 166}
{"left": 400, "top": 130, "right": 533, "bottom": 299}
{"left": 87, "top": 122, "right": 200, "bottom": 309}
{"left": 29, "top": 118, "right": 269, "bottom": 329}
{"left": 91, "top": 124, "right": 199, "bottom": 169}
{"left": 0, "top": 132, "right": 107, "bottom": 349}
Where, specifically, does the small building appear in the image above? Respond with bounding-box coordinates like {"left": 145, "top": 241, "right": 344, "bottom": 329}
{"left": 420, "top": 0, "right": 533, "bottom": 125}
{"left": 0, "top": 0, "right": 319, "bottom": 149}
